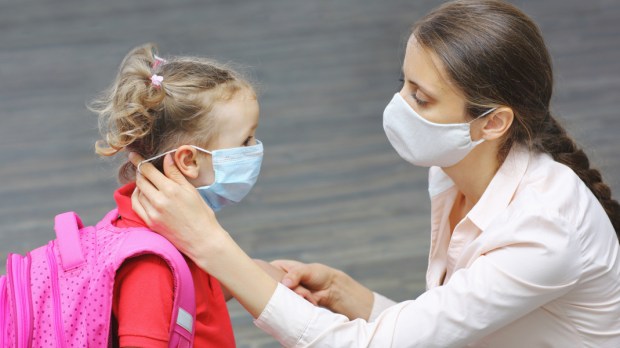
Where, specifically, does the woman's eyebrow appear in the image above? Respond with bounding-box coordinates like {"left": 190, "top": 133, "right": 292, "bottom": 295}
{"left": 401, "top": 68, "right": 438, "bottom": 100}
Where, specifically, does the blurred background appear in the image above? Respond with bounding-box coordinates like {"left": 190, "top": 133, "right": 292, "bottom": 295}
{"left": 0, "top": 0, "right": 618, "bottom": 347}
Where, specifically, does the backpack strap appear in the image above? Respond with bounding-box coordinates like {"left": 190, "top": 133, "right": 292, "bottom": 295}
{"left": 54, "top": 212, "right": 86, "bottom": 271}
{"left": 114, "top": 230, "right": 196, "bottom": 348}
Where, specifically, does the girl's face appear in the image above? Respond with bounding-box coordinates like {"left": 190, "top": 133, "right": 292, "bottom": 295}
{"left": 192, "top": 89, "right": 260, "bottom": 187}
{"left": 399, "top": 36, "right": 471, "bottom": 125}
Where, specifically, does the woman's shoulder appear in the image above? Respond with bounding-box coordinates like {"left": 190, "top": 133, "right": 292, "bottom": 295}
{"left": 514, "top": 151, "right": 596, "bottom": 222}
{"left": 502, "top": 151, "right": 615, "bottom": 252}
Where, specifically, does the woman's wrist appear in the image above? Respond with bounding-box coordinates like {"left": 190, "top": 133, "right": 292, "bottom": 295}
{"left": 331, "top": 269, "right": 374, "bottom": 321}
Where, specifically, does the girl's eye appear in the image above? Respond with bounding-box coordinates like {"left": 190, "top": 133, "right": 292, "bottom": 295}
{"left": 243, "top": 136, "right": 253, "bottom": 146}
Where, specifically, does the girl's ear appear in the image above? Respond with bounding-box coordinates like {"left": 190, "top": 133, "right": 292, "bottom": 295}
{"left": 172, "top": 145, "right": 200, "bottom": 179}
{"left": 480, "top": 107, "right": 514, "bottom": 141}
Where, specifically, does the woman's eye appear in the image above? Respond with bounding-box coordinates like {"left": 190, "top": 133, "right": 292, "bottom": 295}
{"left": 412, "top": 93, "right": 429, "bottom": 107}
{"left": 243, "top": 136, "right": 253, "bottom": 146}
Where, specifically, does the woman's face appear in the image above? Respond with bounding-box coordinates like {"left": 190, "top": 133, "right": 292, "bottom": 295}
{"left": 399, "top": 36, "right": 470, "bottom": 124}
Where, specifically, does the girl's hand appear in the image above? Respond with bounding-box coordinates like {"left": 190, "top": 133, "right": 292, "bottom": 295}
{"left": 271, "top": 260, "right": 375, "bottom": 320}
{"left": 129, "top": 152, "right": 226, "bottom": 267}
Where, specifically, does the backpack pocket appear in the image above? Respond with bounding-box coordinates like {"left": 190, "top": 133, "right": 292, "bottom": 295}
{"left": 46, "top": 243, "right": 67, "bottom": 348}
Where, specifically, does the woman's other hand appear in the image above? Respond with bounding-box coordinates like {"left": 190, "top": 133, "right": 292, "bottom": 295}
{"left": 271, "top": 260, "right": 374, "bottom": 321}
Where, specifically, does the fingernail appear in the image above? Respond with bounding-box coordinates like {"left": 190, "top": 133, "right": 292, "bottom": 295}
{"left": 282, "top": 278, "right": 293, "bottom": 287}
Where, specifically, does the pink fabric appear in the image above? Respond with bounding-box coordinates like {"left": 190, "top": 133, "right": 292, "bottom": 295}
{"left": 1, "top": 209, "right": 196, "bottom": 347}
{"left": 54, "top": 212, "right": 85, "bottom": 271}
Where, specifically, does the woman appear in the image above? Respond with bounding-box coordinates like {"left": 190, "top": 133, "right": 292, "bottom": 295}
{"left": 130, "top": 0, "right": 620, "bottom": 346}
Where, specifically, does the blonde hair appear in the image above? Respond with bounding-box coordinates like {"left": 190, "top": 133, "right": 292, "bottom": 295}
{"left": 91, "top": 43, "right": 254, "bottom": 183}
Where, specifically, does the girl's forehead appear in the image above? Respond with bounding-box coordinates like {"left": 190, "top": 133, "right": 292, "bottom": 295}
{"left": 213, "top": 92, "right": 259, "bottom": 126}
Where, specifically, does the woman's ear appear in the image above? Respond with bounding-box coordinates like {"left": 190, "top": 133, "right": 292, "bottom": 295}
{"left": 480, "top": 107, "right": 514, "bottom": 141}
{"left": 172, "top": 145, "right": 200, "bottom": 179}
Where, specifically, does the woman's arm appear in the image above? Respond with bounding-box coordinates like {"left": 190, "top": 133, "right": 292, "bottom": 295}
{"left": 131, "top": 153, "right": 277, "bottom": 318}
{"left": 129, "top": 153, "right": 581, "bottom": 347}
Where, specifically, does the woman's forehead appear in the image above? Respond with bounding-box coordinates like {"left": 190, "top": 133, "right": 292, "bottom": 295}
{"left": 403, "top": 37, "right": 463, "bottom": 98}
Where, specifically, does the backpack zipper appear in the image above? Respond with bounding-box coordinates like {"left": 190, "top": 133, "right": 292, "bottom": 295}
{"left": 46, "top": 243, "right": 67, "bottom": 348}
{"left": 1, "top": 275, "right": 7, "bottom": 347}
{"left": 7, "top": 253, "right": 33, "bottom": 348}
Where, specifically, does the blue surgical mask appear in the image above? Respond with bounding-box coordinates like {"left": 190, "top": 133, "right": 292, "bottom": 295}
{"left": 138, "top": 140, "right": 263, "bottom": 212}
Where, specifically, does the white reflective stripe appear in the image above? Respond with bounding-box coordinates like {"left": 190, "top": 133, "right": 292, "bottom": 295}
{"left": 176, "top": 307, "right": 193, "bottom": 333}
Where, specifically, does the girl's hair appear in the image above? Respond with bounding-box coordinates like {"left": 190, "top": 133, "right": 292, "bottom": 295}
{"left": 91, "top": 43, "right": 254, "bottom": 183}
{"left": 412, "top": 0, "right": 620, "bottom": 237}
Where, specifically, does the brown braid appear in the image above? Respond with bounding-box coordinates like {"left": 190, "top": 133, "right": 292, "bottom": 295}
{"left": 532, "top": 113, "right": 620, "bottom": 233}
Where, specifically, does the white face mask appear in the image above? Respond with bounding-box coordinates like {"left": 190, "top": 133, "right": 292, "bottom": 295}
{"left": 382, "top": 93, "right": 495, "bottom": 168}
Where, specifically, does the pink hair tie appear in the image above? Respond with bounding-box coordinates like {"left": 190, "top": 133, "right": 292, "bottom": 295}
{"left": 150, "top": 74, "right": 164, "bottom": 88}
{"left": 152, "top": 55, "right": 167, "bottom": 70}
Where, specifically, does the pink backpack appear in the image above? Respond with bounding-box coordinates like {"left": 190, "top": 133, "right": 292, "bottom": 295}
{"left": 0, "top": 209, "right": 196, "bottom": 347}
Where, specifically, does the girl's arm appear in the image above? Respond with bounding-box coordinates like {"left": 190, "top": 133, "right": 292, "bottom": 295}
{"left": 114, "top": 255, "right": 174, "bottom": 348}
{"left": 221, "top": 260, "right": 287, "bottom": 302}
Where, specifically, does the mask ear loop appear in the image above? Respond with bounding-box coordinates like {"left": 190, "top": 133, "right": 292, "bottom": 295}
{"left": 136, "top": 146, "right": 214, "bottom": 175}
{"left": 137, "top": 149, "right": 177, "bottom": 175}
{"left": 466, "top": 107, "right": 497, "bottom": 145}
{"left": 189, "top": 145, "right": 213, "bottom": 156}
{"left": 466, "top": 107, "right": 497, "bottom": 125}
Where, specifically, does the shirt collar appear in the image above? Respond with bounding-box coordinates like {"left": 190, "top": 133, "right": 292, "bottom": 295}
{"left": 113, "top": 182, "right": 148, "bottom": 228}
{"left": 428, "top": 145, "right": 531, "bottom": 231}
{"left": 469, "top": 146, "right": 531, "bottom": 230}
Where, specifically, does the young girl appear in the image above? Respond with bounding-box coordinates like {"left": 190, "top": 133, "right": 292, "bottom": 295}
{"left": 91, "top": 43, "right": 262, "bottom": 347}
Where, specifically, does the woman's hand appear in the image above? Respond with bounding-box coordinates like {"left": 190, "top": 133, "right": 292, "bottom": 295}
{"left": 130, "top": 152, "right": 225, "bottom": 268}
{"left": 129, "top": 153, "right": 278, "bottom": 318}
{"left": 271, "top": 260, "right": 375, "bottom": 320}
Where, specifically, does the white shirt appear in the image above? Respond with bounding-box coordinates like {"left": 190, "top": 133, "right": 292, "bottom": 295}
{"left": 255, "top": 146, "right": 620, "bottom": 347}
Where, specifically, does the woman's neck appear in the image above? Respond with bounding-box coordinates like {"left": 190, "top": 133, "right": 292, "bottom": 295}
{"left": 442, "top": 142, "right": 500, "bottom": 208}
